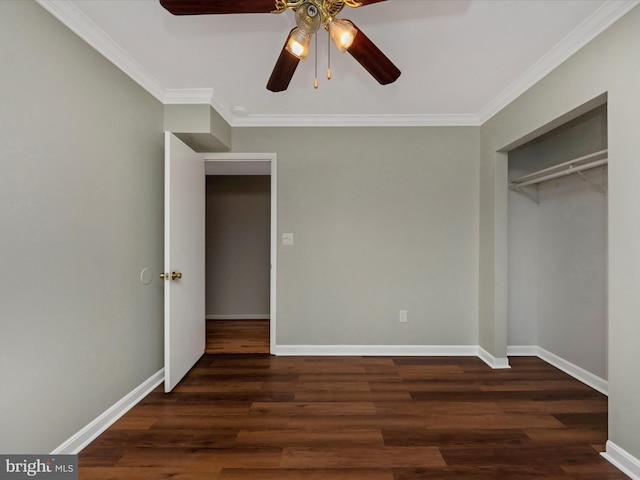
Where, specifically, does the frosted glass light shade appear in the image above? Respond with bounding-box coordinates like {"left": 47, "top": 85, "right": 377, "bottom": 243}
{"left": 328, "top": 19, "right": 357, "bottom": 52}
{"left": 286, "top": 28, "right": 311, "bottom": 59}
{"left": 296, "top": 2, "right": 322, "bottom": 34}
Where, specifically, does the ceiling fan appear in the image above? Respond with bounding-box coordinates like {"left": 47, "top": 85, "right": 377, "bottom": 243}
{"left": 159, "top": 0, "right": 401, "bottom": 92}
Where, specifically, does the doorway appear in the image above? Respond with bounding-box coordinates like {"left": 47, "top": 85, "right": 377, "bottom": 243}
{"left": 204, "top": 154, "right": 277, "bottom": 354}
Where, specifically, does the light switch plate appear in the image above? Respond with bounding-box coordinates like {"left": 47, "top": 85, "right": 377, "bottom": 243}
{"left": 282, "top": 233, "right": 294, "bottom": 245}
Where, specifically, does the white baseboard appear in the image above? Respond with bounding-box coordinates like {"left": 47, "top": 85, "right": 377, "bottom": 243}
{"left": 602, "top": 440, "right": 640, "bottom": 480}
{"left": 275, "top": 345, "right": 510, "bottom": 370}
{"left": 507, "top": 345, "right": 608, "bottom": 395}
{"left": 507, "top": 345, "right": 539, "bottom": 356}
{"left": 274, "top": 344, "right": 478, "bottom": 357}
{"left": 508, "top": 345, "right": 608, "bottom": 395}
{"left": 536, "top": 346, "right": 608, "bottom": 395}
{"left": 477, "top": 347, "right": 511, "bottom": 369}
{"left": 51, "top": 369, "right": 164, "bottom": 455}
{"left": 206, "top": 315, "right": 270, "bottom": 320}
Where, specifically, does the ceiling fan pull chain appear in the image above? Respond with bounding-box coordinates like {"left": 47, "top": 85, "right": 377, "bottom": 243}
{"left": 314, "top": 32, "right": 319, "bottom": 89}
{"left": 327, "top": 29, "right": 332, "bottom": 80}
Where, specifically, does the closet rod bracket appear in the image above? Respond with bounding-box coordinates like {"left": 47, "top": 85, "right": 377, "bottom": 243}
{"left": 576, "top": 169, "right": 607, "bottom": 195}
{"left": 510, "top": 185, "right": 539, "bottom": 205}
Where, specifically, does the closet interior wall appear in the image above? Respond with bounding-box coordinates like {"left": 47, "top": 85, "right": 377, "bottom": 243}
{"left": 508, "top": 105, "right": 608, "bottom": 380}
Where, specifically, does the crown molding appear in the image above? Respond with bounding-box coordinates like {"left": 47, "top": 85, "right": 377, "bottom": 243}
{"left": 231, "top": 113, "right": 480, "bottom": 127}
{"left": 477, "top": 0, "right": 640, "bottom": 124}
{"left": 37, "top": 0, "right": 639, "bottom": 128}
{"left": 163, "top": 88, "right": 235, "bottom": 125}
{"left": 164, "top": 88, "right": 214, "bottom": 105}
{"left": 36, "top": 0, "right": 166, "bottom": 103}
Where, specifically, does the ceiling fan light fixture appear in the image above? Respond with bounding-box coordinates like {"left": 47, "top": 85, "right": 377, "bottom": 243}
{"left": 286, "top": 28, "right": 311, "bottom": 59}
{"left": 328, "top": 18, "right": 357, "bottom": 52}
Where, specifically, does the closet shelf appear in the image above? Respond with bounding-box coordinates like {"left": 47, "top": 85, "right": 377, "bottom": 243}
{"left": 509, "top": 149, "right": 608, "bottom": 190}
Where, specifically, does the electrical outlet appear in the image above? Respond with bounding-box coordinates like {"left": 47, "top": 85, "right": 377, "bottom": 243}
{"left": 399, "top": 310, "right": 408, "bottom": 323}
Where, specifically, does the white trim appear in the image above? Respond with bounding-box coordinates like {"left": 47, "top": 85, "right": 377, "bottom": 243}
{"left": 35, "top": 0, "right": 166, "bottom": 102}
{"left": 478, "top": 0, "right": 640, "bottom": 123}
{"left": 269, "top": 157, "right": 278, "bottom": 353}
{"left": 506, "top": 345, "right": 539, "bottom": 356}
{"left": 231, "top": 113, "right": 480, "bottom": 128}
{"left": 537, "top": 346, "right": 608, "bottom": 396}
{"left": 50, "top": 369, "right": 164, "bottom": 455}
{"left": 202, "top": 153, "right": 278, "bottom": 355}
{"left": 602, "top": 441, "right": 640, "bottom": 480}
{"left": 203, "top": 152, "right": 277, "bottom": 161}
{"left": 274, "top": 345, "right": 479, "bottom": 357}
{"left": 164, "top": 88, "right": 235, "bottom": 126}
{"left": 506, "top": 345, "right": 608, "bottom": 396}
{"left": 210, "top": 90, "right": 236, "bottom": 126}
{"left": 164, "top": 88, "right": 215, "bottom": 105}
{"left": 477, "top": 347, "right": 511, "bottom": 369}
{"left": 206, "top": 315, "right": 270, "bottom": 320}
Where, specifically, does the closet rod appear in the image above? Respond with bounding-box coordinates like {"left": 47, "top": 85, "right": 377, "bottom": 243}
{"left": 510, "top": 149, "right": 608, "bottom": 190}
{"left": 511, "top": 158, "right": 607, "bottom": 189}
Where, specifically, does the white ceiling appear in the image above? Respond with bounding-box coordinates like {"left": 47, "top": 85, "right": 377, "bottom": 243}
{"left": 38, "top": 0, "right": 637, "bottom": 126}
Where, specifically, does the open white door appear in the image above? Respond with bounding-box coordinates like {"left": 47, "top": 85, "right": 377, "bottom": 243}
{"left": 164, "top": 132, "right": 205, "bottom": 392}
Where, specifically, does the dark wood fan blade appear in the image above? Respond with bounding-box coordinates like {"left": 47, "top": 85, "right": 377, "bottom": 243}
{"left": 159, "top": 0, "right": 276, "bottom": 15}
{"left": 347, "top": 22, "right": 400, "bottom": 85}
{"left": 267, "top": 30, "right": 300, "bottom": 92}
{"left": 357, "top": 0, "right": 387, "bottom": 5}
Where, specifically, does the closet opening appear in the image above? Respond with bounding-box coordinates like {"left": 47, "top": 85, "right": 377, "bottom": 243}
{"left": 507, "top": 102, "right": 608, "bottom": 392}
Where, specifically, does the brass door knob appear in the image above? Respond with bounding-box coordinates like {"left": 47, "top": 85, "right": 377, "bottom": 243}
{"left": 160, "top": 272, "right": 182, "bottom": 280}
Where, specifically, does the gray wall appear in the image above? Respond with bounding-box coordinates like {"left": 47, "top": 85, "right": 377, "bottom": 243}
{"left": 480, "top": 4, "right": 640, "bottom": 462}
{"left": 232, "top": 127, "right": 480, "bottom": 346}
{"left": 507, "top": 182, "right": 539, "bottom": 346}
{"left": 537, "top": 170, "right": 607, "bottom": 378}
{"left": 0, "top": 1, "right": 164, "bottom": 453}
{"left": 205, "top": 176, "right": 271, "bottom": 317}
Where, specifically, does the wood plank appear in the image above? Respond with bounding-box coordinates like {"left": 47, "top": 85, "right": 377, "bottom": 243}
{"left": 219, "top": 468, "right": 394, "bottom": 480}
{"left": 79, "top": 466, "right": 219, "bottom": 480}
{"left": 152, "top": 415, "right": 289, "bottom": 430}
{"left": 298, "top": 373, "right": 402, "bottom": 383}
{"left": 440, "top": 444, "right": 607, "bottom": 467}
{"left": 280, "top": 446, "right": 445, "bottom": 468}
{"left": 373, "top": 401, "right": 504, "bottom": 416}
{"left": 116, "top": 447, "right": 282, "bottom": 468}
{"left": 250, "top": 401, "right": 377, "bottom": 416}
{"left": 294, "top": 390, "right": 411, "bottom": 402}
{"left": 498, "top": 399, "right": 609, "bottom": 414}
{"left": 393, "top": 466, "right": 570, "bottom": 479}
{"left": 236, "top": 428, "right": 384, "bottom": 447}
{"left": 525, "top": 427, "right": 608, "bottom": 444}
{"left": 382, "top": 428, "right": 534, "bottom": 447}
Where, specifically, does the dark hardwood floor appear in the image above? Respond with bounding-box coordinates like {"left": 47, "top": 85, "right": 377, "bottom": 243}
{"left": 78, "top": 352, "right": 626, "bottom": 479}
{"left": 206, "top": 319, "right": 270, "bottom": 354}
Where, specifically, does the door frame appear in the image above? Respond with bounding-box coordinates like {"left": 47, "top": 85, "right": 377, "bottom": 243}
{"left": 203, "top": 152, "right": 277, "bottom": 354}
